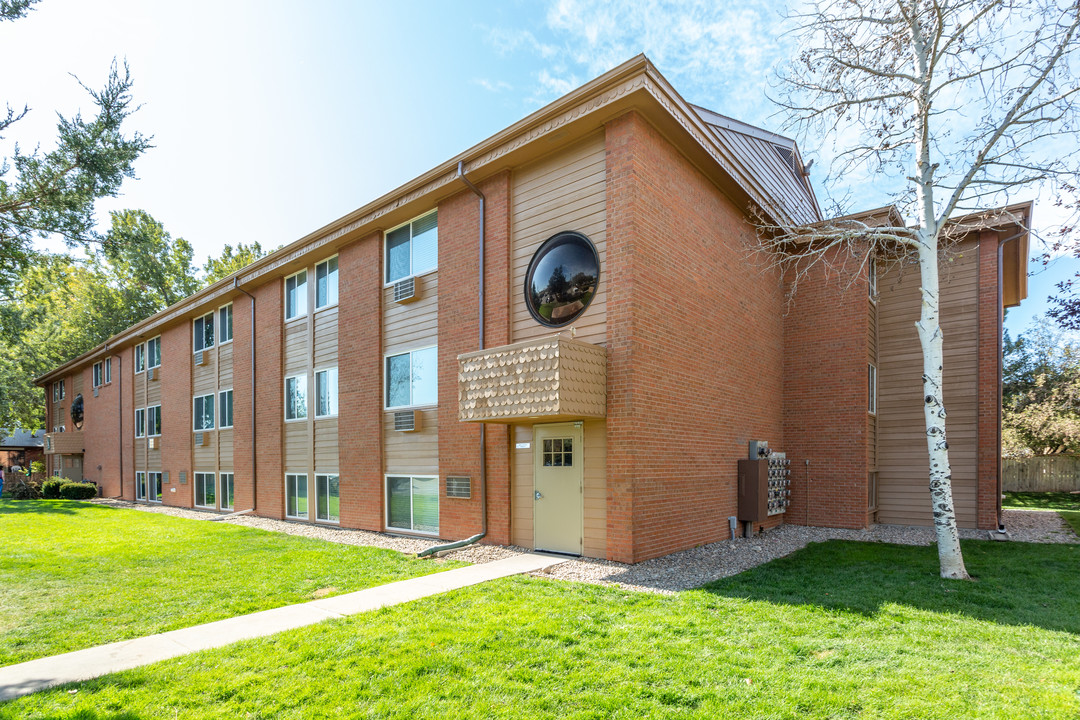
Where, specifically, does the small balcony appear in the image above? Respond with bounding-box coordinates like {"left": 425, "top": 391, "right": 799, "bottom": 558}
{"left": 44, "top": 431, "right": 83, "bottom": 455}
{"left": 458, "top": 335, "right": 606, "bottom": 423}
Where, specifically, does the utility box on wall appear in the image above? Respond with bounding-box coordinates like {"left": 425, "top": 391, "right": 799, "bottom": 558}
{"left": 737, "top": 459, "right": 769, "bottom": 522}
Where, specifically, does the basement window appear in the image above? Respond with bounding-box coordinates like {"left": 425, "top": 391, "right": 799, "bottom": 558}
{"left": 386, "top": 475, "right": 438, "bottom": 534}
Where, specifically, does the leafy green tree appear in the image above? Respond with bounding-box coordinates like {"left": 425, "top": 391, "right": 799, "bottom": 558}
{"left": 1002, "top": 322, "right": 1080, "bottom": 456}
{"left": 202, "top": 241, "right": 267, "bottom": 286}
{"left": 0, "top": 1, "right": 38, "bottom": 22}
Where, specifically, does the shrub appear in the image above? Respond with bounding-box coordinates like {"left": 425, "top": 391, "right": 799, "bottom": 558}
{"left": 41, "top": 478, "right": 65, "bottom": 499}
{"left": 30, "top": 461, "right": 45, "bottom": 475}
{"left": 59, "top": 482, "right": 97, "bottom": 500}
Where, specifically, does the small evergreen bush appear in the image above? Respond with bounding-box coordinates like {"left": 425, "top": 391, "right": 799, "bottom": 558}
{"left": 41, "top": 479, "right": 65, "bottom": 499}
{"left": 10, "top": 477, "right": 41, "bottom": 500}
{"left": 59, "top": 482, "right": 97, "bottom": 500}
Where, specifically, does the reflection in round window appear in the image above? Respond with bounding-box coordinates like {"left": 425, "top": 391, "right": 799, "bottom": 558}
{"left": 524, "top": 231, "right": 600, "bottom": 328}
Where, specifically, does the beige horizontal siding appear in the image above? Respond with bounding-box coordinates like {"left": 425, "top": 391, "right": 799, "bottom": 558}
{"left": 314, "top": 307, "right": 338, "bottom": 368}
{"left": 512, "top": 132, "right": 607, "bottom": 345}
{"left": 314, "top": 419, "right": 338, "bottom": 471}
{"left": 284, "top": 319, "right": 309, "bottom": 375}
{"left": 219, "top": 429, "right": 234, "bottom": 471}
{"left": 876, "top": 241, "right": 980, "bottom": 527}
{"left": 284, "top": 421, "right": 309, "bottom": 472}
{"left": 218, "top": 343, "right": 234, "bottom": 388}
{"left": 383, "top": 272, "right": 438, "bottom": 356}
{"left": 512, "top": 425, "right": 534, "bottom": 548}
{"left": 383, "top": 410, "right": 438, "bottom": 476}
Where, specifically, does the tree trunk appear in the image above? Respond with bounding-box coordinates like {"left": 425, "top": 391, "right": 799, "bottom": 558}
{"left": 915, "top": 236, "right": 970, "bottom": 580}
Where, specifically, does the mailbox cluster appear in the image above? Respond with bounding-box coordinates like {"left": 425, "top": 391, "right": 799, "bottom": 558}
{"left": 767, "top": 453, "right": 791, "bottom": 516}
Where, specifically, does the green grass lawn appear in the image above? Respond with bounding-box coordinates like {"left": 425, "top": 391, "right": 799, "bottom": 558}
{"left": 4, "top": 539, "right": 1078, "bottom": 719}
{"left": 0, "top": 500, "right": 458, "bottom": 667}
{"left": 1003, "top": 491, "right": 1080, "bottom": 535}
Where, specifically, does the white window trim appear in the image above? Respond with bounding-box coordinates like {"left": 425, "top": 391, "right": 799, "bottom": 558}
{"left": 384, "top": 474, "right": 439, "bottom": 536}
{"left": 93, "top": 361, "right": 103, "bottom": 388}
{"left": 147, "top": 336, "right": 162, "bottom": 369}
{"left": 135, "top": 471, "right": 147, "bottom": 501}
{"left": 193, "top": 312, "right": 215, "bottom": 353}
{"left": 383, "top": 210, "right": 438, "bottom": 287}
{"left": 314, "top": 471, "right": 340, "bottom": 524}
{"left": 194, "top": 471, "right": 216, "bottom": 509}
{"left": 218, "top": 388, "right": 234, "bottom": 429}
{"left": 148, "top": 471, "right": 163, "bottom": 504}
{"left": 134, "top": 344, "right": 146, "bottom": 374}
{"left": 314, "top": 366, "right": 338, "bottom": 419}
{"left": 218, "top": 303, "right": 234, "bottom": 345}
{"left": 868, "top": 363, "right": 878, "bottom": 415}
{"left": 383, "top": 345, "right": 438, "bottom": 411}
{"left": 284, "top": 374, "right": 308, "bottom": 422}
{"left": 147, "top": 405, "right": 162, "bottom": 437}
{"left": 193, "top": 394, "right": 215, "bottom": 431}
{"left": 314, "top": 255, "right": 339, "bottom": 312}
{"left": 285, "top": 473, "right": 309, "bottom": 520}
{"left": 284, "top": 269, "right": 309, "bottom": 322}
{"left": 135, "top": 408, "right": 146, "bottom": 438}
{"left": 220, "top": 472, "right": 235, "bottom": 511}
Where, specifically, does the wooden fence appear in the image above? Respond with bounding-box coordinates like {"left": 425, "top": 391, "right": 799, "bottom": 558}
{"left": 1003, "top": 456, "right": 1080, "bottom": 492}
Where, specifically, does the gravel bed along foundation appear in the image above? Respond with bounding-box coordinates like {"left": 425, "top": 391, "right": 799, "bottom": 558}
{"left": 91, "top": 499, "right": 1077, "bottom": 594}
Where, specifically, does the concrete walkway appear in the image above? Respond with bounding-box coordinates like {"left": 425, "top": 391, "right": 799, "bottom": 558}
{"left": 0, "top": 553, "right": 565, "bottom": 702}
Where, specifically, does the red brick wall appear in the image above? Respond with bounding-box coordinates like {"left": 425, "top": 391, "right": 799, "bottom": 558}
{"left": 436, "top": 171, "right": 513, "bottom": 544}
{"left": 118, "top": 346, "right": 135, "bottom": 499}
{"left": 783, "top": 250, "right": 871, "bottom": 529}
{"left": 249, "top": 281, "right": 284, "bottom": 517}
{"left": 161, "top": 323, "right": 193, "bottom": 507}
{"left": 604, "top": 111, "right": 788, "bottom": 562}
{"left": 82, "top": 358, "right": 123, "bottom": 495}
{"left": 977, "top": 231, "right": 1002, "bottom": 529}
{"left": 338, "top": 233, "right": 385, "bottom": 530}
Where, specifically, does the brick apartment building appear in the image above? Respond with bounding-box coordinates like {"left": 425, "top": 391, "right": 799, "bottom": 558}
{"left": 36, "top": 56, "right": 1028, "bottom": 563}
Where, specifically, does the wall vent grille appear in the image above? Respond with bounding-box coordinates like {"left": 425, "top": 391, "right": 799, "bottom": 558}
{"left": 446, "top": 476, "right": 471, "bottom": 499}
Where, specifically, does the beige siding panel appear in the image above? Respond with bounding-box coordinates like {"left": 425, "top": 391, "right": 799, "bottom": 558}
{"left": 383, "top": 273, "right": 438, "bottom": 356}
{"left": 284, "top": 320, "right": 309, "bottom": 375}
{"left": 134, "top": 376, "right": 146, "bottom": 407}
{"left": 512, "top": 425, "right": 534, "bottom": 548}
{"left": 193, "top": 355, "right": 215, "bottom": 395}
{"left": 146, "top": 378, "right": 161, "bottom": 405}
{"left": 876, "top": 240, "right": 980, "bottom": 527}
{"left": 314, "top": 419, "right": 338, "bottom": 470}
{"left": 582, "top": 420, "right": 607, "bottom": 559}
{"left": 383, "top": 410, "right": 438, "bottom": 475}
{"left": 284, "top": 421, "right": 309, "bottom": 472}
{"left": 135, "top": 442, "right": 146, "bottom": 468}
{"left": 512, "top": 133, "right": 607, "bottom": 345}
{"left": 313, "top": 307, "right": 339, "bottom": 368}
{"left": 194, "top": 440, "right": 214, "bottom": 468}
{"left": 147, "top": 446, "right": 160, "bottom": 468}
{"left": 218, "top": 429, "right": 234, "bottom": 471}
{"left": 218, "top": 343, "right": 234, "bottom": 388}
{"left": 73, "top": 374, "right": 83, "bottom": 396}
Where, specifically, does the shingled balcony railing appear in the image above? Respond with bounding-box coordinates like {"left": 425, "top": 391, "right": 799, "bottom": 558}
{"left": 458, "top": 334, "right": 606, "bottom": 423}
{"left": 43, "top": 430, "right": 83, "bottom": 455}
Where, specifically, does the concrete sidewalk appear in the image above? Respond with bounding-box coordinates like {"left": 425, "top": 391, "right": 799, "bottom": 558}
{"left": 0, "top": 553, "right": 565, "bottom": 702}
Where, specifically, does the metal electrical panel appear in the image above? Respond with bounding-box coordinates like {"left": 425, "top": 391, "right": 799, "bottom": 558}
{"left": 738, "top": 446, "right": 792, "bottom": 523}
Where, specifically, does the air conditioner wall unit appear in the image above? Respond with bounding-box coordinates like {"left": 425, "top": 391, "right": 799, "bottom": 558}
{"left": 147, "top": 437, "right": 158, "bottom": 449}
{"left": 148, "top": 367, "right": 159, "bottom": 381}
{"left": 393, "top": 277, "right": 419, "bottom": 304}
{"left": 194, "top": 351, "right": 206, "bottom": 366}
{"left": 394, "top": 409, "right": 421, "bottom": 432}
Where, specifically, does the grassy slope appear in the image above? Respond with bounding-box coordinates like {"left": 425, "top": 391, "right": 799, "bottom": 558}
{"left": 1003, "top": 491, "right": 1080, "bottom": 535}
{"left": 4, "top": 539, "right": 1079, "bottom": 719}
{"left": 0, "top": 500, "right": 457, "bottom": 666}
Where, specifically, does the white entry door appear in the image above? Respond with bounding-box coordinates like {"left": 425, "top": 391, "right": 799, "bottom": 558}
{"left": 533, "top": 423, "right": 583, "bottom": 555}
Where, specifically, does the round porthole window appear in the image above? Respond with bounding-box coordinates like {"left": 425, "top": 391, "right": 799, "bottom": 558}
{"left": 524, "top": 231, "right": 600, "bottom": 328}
{"left": 71, "top": 394, "right": 84, "bottom": 431}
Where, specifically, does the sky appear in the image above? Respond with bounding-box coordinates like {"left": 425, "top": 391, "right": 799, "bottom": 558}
{"left": 0, "top": 0, "right": 1073, "bottom": 337}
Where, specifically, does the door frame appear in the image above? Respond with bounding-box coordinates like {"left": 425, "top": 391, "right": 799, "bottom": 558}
{"left": 532, "top": 421, "right": 584, "bottom": 555}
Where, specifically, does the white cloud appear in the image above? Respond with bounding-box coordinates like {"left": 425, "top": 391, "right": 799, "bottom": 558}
{"left": 474, "top": 78, "right": 513, "bottom": 93}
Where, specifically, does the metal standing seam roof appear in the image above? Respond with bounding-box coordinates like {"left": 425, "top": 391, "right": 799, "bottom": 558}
{"left": 690, "top": 104, "right": 821, "bottom": 227}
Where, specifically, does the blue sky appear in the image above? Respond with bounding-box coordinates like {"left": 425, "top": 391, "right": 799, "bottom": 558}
{"left": 0, "top": 0, "right": 1070, "bottom": 336}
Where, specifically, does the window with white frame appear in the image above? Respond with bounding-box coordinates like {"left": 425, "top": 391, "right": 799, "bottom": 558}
{"left": 385, "top": 211, "right": 437, "bottom": 283}
{"left": 868, "top": 363, "right": 878, "bottom": 414}
{"left": 315, "top": 368, "right": 338, "bottom": 418}
{"left": 194, "top": 312, "right": 215, "bottom": 352}
{"left": 315, "top": 256, "right": 338, "bottom": 309}
{"left": 105, "top": 357, "right": 111, "bottom": 384}
{"left": 136, "top": 471, "right": 147, "bottom": 500}
{"left": 219, "top": 304, "right": 233, "bottom": 343}
{"left": 385, "top": 347, "right": 437, "bottom": 409}
{"left": 285, "top": 375, "right": 307, "bottom": 420}
{"left": 286, "top": 473, "right": 308, "bottom": 519}
{"left": 149, "top": 472, "right": 163, "bottom": 503}
{"left": 147, "top": 405, "right": 162, "bottom": 436}
{"left": 53, "top": 406, "right": 65, "bottom": 433}
{"left": 195, "top": 472, "right": 216, "bottom": 508}
{"left": 147, "top": 337, "right": 162, "bottom": 369}
{"left": 52, "top": 380, "right": 65, "bottom": 402}
{"left": 135, "top": 408, "right": 146, "bottom": 438}
{"left": 193, "top": 394, "right": 215, "bottom": 431}
{"left": 285, "top": 270, "right": 307, "bottom": 320}
{"left": 93, "top": 361, "right": 105, "bottom": 387}
{"left": 386, "top": 475, "right": 438, "bottom": 534}
{"left": 134, "top": 343, "right": 145, "bottom": 373}
{"left": 220, "top": 472, "right": 235, "bottom": 511}
{"left": 219, "top": 389, "right": 234, "bottom": 428}
{"left": 316, "top": 473, "right": 339, "bottom": 523}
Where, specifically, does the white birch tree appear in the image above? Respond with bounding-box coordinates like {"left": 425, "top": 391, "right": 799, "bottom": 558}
{"left": 764, "top": 0, "right": 1080, "bottom": 579}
